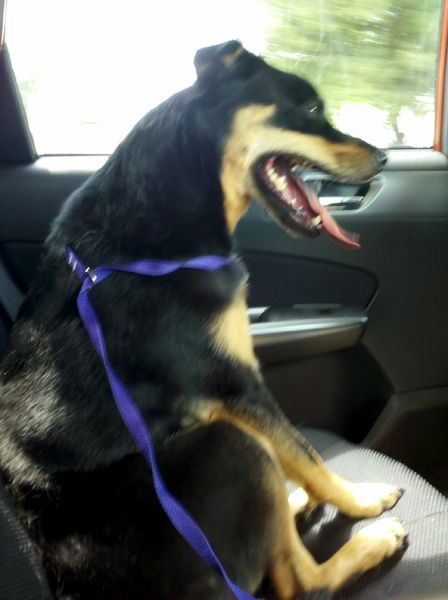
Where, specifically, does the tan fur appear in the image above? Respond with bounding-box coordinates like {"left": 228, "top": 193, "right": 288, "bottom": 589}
{"left": 219, "top": 419, "right": 405, "bottom": 598}
{"left": 204, "top": 400, "right": 403, "bottom": 518}
{"left": 196, "top": 43, "right": 243, "bottom": 77}
{"left": 220, "top": 105, "right": 275, "bottom": 232}
{"left": 287, "top": 486, "right": 311, "bottom": 516}
{"left": 219, "top": 103, "right": 377, "bottom": 232}
{"left": 221, "top": 45, "right": 244, "bottom": 67}
{"left": 209, "top": 283, "right": 259, "bottom": 370}
{"left": 270, "top": 487, "right": 405, "bottom": 597}
{"left": 271, "top": 431, "right": 403, "bottom": 519}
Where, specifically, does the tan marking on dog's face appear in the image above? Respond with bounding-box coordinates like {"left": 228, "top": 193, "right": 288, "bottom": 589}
{"left": 220, "top": 105, "right": 275, "bottom": 232}
{"left": 209, "top": 282, "right": 259, "bottom": 370}
{"left": 220, "top": 103, "right": 379, "bottom": 232}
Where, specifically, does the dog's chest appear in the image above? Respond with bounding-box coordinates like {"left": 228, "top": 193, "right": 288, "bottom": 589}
{"left": 205, "top": 259, "right": 258, "bottom": 370}
{"left": 177, "top": 256, "right": 249, "bottom": 311}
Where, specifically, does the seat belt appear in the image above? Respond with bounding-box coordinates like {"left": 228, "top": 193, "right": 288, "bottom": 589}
{"left": 0, "top": 258, "right": 24, "bottom": 322}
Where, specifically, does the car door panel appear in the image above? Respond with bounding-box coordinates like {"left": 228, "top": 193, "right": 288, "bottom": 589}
{"left": 236, "top": 153, "right": 448, "bottom": 395}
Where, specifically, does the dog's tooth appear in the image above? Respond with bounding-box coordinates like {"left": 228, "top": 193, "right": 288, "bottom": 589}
{"left": 310, "top": 215, "right": 322, "bottom": 226}
{"left": 275, "top": 176, "right": 287, "bottom": 192}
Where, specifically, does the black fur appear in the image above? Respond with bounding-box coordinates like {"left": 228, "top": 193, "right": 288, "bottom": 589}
{"left": 0, "top": 41, "right": 380, "bottom": 599}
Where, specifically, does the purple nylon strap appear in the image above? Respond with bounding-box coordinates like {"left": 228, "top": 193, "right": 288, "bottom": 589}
{"left": 65, "top": 246, "right": 260, "bottom": 600}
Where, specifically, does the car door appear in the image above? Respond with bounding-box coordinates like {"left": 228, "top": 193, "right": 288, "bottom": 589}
{"left": 1, "top": 0, "right": 447, "bottom": 494}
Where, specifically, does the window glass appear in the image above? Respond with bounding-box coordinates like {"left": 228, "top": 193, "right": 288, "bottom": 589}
{"left": 6, "top": 0, "right": 442, "bottom": 154}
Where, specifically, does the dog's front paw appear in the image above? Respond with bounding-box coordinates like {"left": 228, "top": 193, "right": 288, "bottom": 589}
{"left": 355, "top": 516, "right": 407, "bottom": 559}
{"left": 316, "top": 517, "right": 407, "bottom": 590}
{"left": 319, "top": 517, "right": 407, "bottom": 591}
{"left": 342, "top": 482, "right": 404, "bottom": 518}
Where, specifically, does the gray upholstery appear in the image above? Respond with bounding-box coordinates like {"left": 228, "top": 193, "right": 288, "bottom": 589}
{"left": 300, "top": 428, "right": 448, "bottom": 599}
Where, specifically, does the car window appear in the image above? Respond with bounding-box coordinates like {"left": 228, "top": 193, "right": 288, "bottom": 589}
{"left": 6, "top": 0, "right": 442, "bottom": 155}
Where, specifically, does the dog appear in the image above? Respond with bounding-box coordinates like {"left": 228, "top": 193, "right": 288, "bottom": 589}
{"left": 0, "top": 41, "right": 405, "bottom": 599}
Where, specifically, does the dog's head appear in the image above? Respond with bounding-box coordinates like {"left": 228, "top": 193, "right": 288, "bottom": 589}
{"left": 194, "top": 41, "right": 386, "bottom": 248}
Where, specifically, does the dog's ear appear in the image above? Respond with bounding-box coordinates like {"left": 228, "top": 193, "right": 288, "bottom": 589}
{"left": 194, "top": 40, "right": 250, "bottom": 85}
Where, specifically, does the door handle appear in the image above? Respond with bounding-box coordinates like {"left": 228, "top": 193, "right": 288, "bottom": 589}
{"left": 293, "top": 171, "right": 365, "bottom": 211}
{"left": 319, "top": 196, "right": 364, "bottom": 210}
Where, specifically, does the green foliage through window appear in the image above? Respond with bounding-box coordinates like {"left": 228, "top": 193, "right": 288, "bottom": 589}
{"left": 263, "top": 0, "right": 441, "bottom": 146}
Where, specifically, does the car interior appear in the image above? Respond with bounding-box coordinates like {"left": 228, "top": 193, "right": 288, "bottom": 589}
{"left": 1, "top": 1, "right": 448, "bottom": 599}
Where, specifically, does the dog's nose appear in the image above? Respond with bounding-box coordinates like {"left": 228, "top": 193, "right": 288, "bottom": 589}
{"left": 374, "top": 149, "right": 387, "bottom": 169}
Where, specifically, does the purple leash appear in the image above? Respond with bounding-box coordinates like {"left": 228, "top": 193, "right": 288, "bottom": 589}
{"left": 65, "top": 246, "right": 260, "bottom": 600}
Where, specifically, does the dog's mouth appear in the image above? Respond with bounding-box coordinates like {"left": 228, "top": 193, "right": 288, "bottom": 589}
{"left": 253, "top": 154, "right": 360, "bottom": 249}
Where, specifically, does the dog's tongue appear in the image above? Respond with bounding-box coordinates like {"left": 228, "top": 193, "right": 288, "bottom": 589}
{"left": 307, "top": 186, "right": 360, "bottom": 250}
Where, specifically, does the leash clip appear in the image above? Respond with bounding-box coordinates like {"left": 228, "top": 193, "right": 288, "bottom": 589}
{"left": 65, "top": 246, "right": 98, "bottom": 284}
{"left": 84, "top": 267, "right": 97, "bottom": 283}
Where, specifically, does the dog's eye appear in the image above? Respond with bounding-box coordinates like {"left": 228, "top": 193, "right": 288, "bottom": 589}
{"left": 309, "top": 103, "right": 323, "bottom": 114}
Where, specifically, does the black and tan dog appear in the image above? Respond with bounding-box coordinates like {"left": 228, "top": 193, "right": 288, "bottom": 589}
{"left": 0, "top": 41, "right": 405, "bottom": 599}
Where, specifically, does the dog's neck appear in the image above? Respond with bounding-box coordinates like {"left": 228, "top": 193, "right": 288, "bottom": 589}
{"left": 52, "top": 88, "right": 234, "bottom": 263}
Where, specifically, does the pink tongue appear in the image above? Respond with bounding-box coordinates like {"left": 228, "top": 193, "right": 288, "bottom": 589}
{"left": 275, "top": 158, "right": 360, "bottom": 250}
{"left": 307, "top": 187, "right": 360, "bottom": 250}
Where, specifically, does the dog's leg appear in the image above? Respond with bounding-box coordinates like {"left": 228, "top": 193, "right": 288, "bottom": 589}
{"left": 273, "top": 423, "right": 403, "bottom": 519}
{"left": 287, "top": 486, "right": 310, "bottom": 517}
{"left": 209, "top": 294, "right": 403, "bottom": 518}
{"left": 287, "top": 485, "right": 320, "bottom": 520}
{"left": 243, "top": 426, "right": 406, "bottom": 599}
{"left": 209, "top": 401, "right": 403, "bottom": 519}
{"left": 163, "top": 420, "right": 405, "bottom": 598}
{"left": 271, "top": 520, "right": 406, "bottom": 598}
{"left": 269, "top": 488, "right": 406, "bottom": 598}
